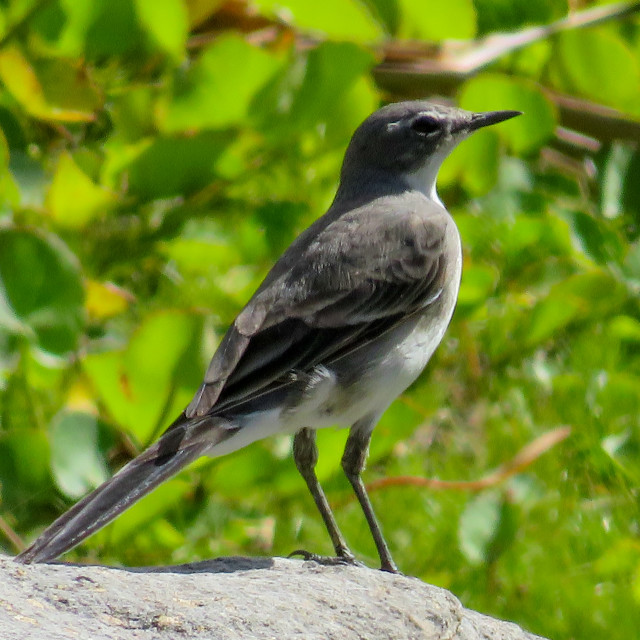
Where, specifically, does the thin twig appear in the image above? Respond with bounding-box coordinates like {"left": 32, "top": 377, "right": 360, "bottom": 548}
{"left": 375, "top": 1, "right": 640, "bottom": 79}
{"left": 366, "top": 426, "right": 572, "bottom": 494}
{"left": 0, "top": 514, "right": 24, "bottom": 553}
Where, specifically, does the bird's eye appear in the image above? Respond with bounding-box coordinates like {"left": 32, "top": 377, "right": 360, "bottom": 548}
{"left": 411, "top": 116, "right": 439, "bottom": 136}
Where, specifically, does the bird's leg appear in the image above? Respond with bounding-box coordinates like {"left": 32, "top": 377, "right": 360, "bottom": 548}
{"left": 342, "top": 421, "right": 399, "bottom": 573}
{"left": 291, "top": 427, "right": 358, "bottom": 564}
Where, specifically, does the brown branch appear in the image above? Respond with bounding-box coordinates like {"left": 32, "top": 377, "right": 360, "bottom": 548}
{"left": 366, "top": 426, "right": 572, "bottom": 494}
{"left": 375, "top": 1, "right": 640, "bottom": 82}
{"left": 547, "top": 90, "right": 640, "bottom": 144}
{"left": 373, "top": 2, "right": 640, "bottom": 143}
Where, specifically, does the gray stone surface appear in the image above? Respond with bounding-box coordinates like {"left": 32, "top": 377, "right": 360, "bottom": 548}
{"left": 0, "top": 555, "right": 547, "bottom": 639}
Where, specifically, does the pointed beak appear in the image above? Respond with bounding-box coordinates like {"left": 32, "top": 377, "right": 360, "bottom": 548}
{"left": 466, "top": 110, "right": 522, "bottom": 132}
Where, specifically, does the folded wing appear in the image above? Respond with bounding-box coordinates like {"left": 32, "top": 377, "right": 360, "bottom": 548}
{"left": 186, "top": 200, "right": 450, "bottom": 419}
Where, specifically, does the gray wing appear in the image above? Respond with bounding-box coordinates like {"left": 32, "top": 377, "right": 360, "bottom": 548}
{"left": 184, "top": 201, "right": 452, "bottom": 419}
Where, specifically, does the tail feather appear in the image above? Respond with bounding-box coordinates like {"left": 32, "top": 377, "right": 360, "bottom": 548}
{"left": 17, "top": 415, "right": 235, "bottom": 564}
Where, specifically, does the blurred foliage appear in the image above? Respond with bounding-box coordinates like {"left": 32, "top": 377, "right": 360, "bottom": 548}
{"left": 0, "top": 1, "right": 639, "bottom": 638}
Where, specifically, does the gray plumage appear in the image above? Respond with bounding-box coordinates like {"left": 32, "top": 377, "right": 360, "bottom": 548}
{"left": 17, "top": 101, "right": 520, "bottom": 569}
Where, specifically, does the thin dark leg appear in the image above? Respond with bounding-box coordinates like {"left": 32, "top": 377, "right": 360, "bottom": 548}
{"left": 292, "top": 428, "right": 355, "bottom": 561}
{"left": 342, "top": 421, "right": 399, "bottom": 573}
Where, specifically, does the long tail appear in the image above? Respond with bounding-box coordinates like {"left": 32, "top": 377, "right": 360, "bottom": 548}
{"left": 16, "top": 415, "right": 237, "bottom": 564}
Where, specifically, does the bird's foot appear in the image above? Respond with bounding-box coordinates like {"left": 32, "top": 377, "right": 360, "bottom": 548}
{"left": 380, "top": 560, "right": 401, "bottom": 574}
{"left": 288, "top": 548, "right": 365, "bottom": 569}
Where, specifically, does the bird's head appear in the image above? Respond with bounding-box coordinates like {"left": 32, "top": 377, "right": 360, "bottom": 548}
{"left": 340, "top": 100, "right": 521, "bottom": 204}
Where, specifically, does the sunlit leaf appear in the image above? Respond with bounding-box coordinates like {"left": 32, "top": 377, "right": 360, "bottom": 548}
{"left": 287, "top": 42, "right": 375, "bottom": 137}
{"left": 608, "top": 316, "right": 640, "bottom": 343}
{"left": 254, "top": 0, "right": 385, "bottom": 42}
{"left": 397, "top": 0, "right": 476, "bottom": 40}
{"left": 85, "top": 280, "right": 133, "bottom": 320}
{"left": 594, "top": 538, "right": 640, "bottom": 579}
{"left": 0, "top": 47, "right": 101, "bottom": 123}
{"left": 158, "top": 35, "right": 283, "bottom": 132}
{"left": 185, "top": 0, "right": 226, "bottom": 29}
{"left": 0, "top": 47, "right": 49, "bottom": 119}
{"left": 46, "top": 152, "right": 116, "bottom": 228}
{"left": 83, "top": 310, "right": 197, "bottom": 443}
{"left": 554, "top": 29, "right": 640, "bottom": 110}
{"left": 0, "top": 128, "right": 19, "bottom": 209}
{"left": 42, "top": 0, "right": 98, "bottom": 57}
{"left": 135, "top": 0, "right": 188, "bottom": 60}
{"left": 457, "top": 263, "right": 499, "bottom": 307}
{"left": 115, "top": 132, "right": 234, "bottom": 200}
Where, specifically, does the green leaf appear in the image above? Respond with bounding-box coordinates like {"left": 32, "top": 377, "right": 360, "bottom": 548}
{"left": 524, "top": 271, "right": 626, "bottom": 347}
{"left": 39, "top": 0, "right": 98, "bottom": 57}
{"left": 459, "top": 74, "right": 556, "bottom": 154}
{"left": 254, "top": 0, "right": 385, "bottom": 42}
{"left": 599, "top": 144, "right": 633, "bottom": 220}
{"left": 457, "top": 264, "right": 499, "bottom": 307}
{"left": 83, "top": 310, "right": 197, "bottom": 443}
{"left": 0, "top": 229, "right": 84, "bottom": 354}
{"left": 111, "top": 132, "right": 234, "bottom": 200}
{"left": 459, "top": 489, "right": 519, "bottom": 566}
{"left": 287, "top": 42, "right": 376, "bottom": 136}
{"left": 158, "top": 35, "right": 283, "bottom": 132}
{"left": 46, "top": 152, "right": 116, "bottom": 228}
{"left": 0, "top": 47, "right": 101, "bottom": 123}
{"left": 567, "top": 210, "right": 625, "bottom": 265}
{"left": 554, "top": 30, "right": 640, "bottom": 110}
{"left": 458, "top": 490, "right": 502, "bottom": 565}
{"left": 608, "top": 316, "right": 640, "bottom": 343}
{"left": 0, "top": 127, "right": 19, "bottom": 210}
{"left": 601, "top": 429, "right": 640, "bottom": 484}
{"left": 595, "top": 538, "right": 640, "bottom": 579}
{"left": 474, "top": 0, "right": 567, "bottom": 35}
{"left": 397, "top": 0, "right": 476, "bottom": 40}
{"left": 135, "top": 0, "right": 188, "bottom": 60}
{"left": 621, "top": 150, "right": 640, "bottom": 222}
{"left": 84, "top": 0, "right": 146, "bottom": 58}
{"left": 0, "top": 430, "right": 51, "bottom": 507}
{"left": 49, "top": 411, "right": 109, "bottom": 499}
{"left": 440, "top": 128, "right": 500, "bottom": 195}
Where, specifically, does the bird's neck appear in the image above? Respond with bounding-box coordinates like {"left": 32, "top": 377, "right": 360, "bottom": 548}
{"left": 335, "top": 157, "right": 450, "bottom": 212}
{"left": 333, "top": 168, "right": 409, "bottom": 209}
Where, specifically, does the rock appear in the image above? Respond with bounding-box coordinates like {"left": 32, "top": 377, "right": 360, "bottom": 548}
{"left": 0, "top": 555, "right": 546, "bottom": 639}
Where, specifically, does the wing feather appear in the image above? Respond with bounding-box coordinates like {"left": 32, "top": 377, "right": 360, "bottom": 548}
{"left": 184, "top": 199, "right": 452, "bottom": 420}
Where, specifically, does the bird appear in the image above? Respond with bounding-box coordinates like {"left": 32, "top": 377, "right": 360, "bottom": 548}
{"left": 16, "top": 100, "right": 520, "bottom": 571}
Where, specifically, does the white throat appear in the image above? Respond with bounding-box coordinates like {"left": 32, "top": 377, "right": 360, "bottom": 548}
{"left": 403, "top": 135, "right": 468, "bottom": 207}
{"left": 404, "top": 155, "right": 445, "bottom": 207}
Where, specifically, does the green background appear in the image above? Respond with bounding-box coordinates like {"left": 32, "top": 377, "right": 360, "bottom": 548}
{"left": 1, "top": 1, "right": 640, "bottom": 638}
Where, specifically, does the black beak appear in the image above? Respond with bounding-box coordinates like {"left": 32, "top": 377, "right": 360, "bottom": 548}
{"left": 467, "top": 110, "right": 522, "bottom": 132}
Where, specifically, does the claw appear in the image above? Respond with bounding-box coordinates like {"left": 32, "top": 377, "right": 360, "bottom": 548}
{"left": 288, "top": 549, "right": 365, "bottom": 568}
